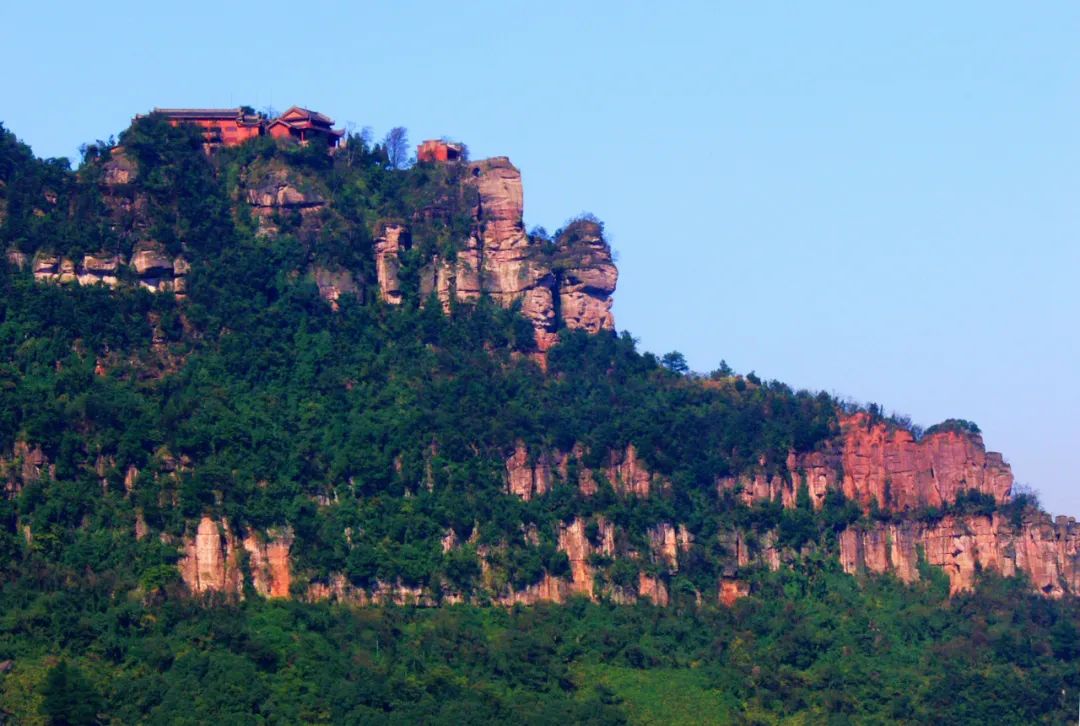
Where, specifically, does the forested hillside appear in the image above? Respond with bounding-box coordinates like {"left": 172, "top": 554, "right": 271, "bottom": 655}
{"left": 0, "top": 116, "right": 1076, "bottom": 723}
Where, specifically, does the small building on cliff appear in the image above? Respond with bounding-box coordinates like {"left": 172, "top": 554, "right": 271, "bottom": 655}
{"left": 417, "top": 139, "right": 464, "bottom": 163}
{"left": 266, "top": 106, "right": 345, "bottom": 148}
{"left": 152, "top": 108, "right": 265, "bottom": 147}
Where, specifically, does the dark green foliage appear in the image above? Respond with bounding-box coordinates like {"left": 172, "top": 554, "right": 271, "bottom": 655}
{"left": 40, "top": 660, "right": 102, "bottom": 725}
{"left": 924, "top": 418, "right": 982, "bottom": 436}
{"left": 0, "top": 573, "right": 1074, "bottom": 723}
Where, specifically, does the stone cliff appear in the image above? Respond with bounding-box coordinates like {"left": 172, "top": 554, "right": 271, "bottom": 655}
{"left": 0, "top": 392, "right": 1055, "bottom": 608}
{"left": 719, "top": 412, "right": 1013, "bottom": 513}
{"left": 840, "top": 512, "right": 1080, "bottom": 597}
{"left": 177, "top": 516, "right": 293, "bottom": 599}
{"left": 376, "top": 157, "right": 617, "bottom": 350}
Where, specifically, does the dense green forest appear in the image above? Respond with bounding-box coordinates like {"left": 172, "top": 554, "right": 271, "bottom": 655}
{"left": 0, "top": 118, "right": 1076, "bottom": 723}
{"left": 3, "top": 566, "right": 1079, "bottom": 724}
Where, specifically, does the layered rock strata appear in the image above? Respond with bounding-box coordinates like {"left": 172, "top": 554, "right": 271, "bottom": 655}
{"left": 26, "top": 244, "right": 189, "bottom": 293}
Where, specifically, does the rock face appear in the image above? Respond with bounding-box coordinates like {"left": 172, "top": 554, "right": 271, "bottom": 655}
{"left": 0, "top": 441, "right": 51, "bottom": 496}
{"left": 130, "top": 242, "right": 189, "bottom": 293}
{"left": 558, "top": 517, "right": 616, "bottom": 598}
{"left": 243, "top": 164, "right": 328, "bottom": 239}
{"left": 505, "top": 442, "right": 662, "bottom": 500}
{"left": 102, "top": 148, "right": 137, "bottom": 186}
{"left": 835, "top": 413, "right": 1012, "bottom": 511}
{"left": 553, "top": 220, "right": 617, "bottom": 334}
{"left": 505, "top": 442, "right": 556, "bottom": 501}
{"left": 22, "top": 148, "right": 619, "bottom": 350}
{"left": 374, "top": 224, "right": 407, "bottom": 304}
{"left": 29, "top": 244, "right": 189, "bottom": 293}
{"left": 380, "top": 157, "right": 617, "bottom": 350}
{"left": 310, "top": 265, "right": 360, "bottom": 310}
{"left": 79, "top": 254, "right": 122, "bottom": 287}
{"left": 177, "top": 516, "right": 293, "bottom": 598}
{"left": 840, "top": 513, "right": 1080, "bottom": 597}
{"left": 719, "top": 412, "right": 1013, "bottom": 513}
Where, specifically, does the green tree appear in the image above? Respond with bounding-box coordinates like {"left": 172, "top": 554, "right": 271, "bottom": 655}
{"left": 660, "top": 351, "right": 689, "bottom": 374}
{"left": 40, "top": 660, "right": 102, "bottom": 725}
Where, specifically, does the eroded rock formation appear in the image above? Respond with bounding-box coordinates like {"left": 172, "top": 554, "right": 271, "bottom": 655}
{"left": 505, "top": 442, "right": 662, "bottom": 500}
{"left": 243, "top": 162, "right": 328, "bottom": 239}
{"left": 374, "top": 223, "right": 407, "bottom": 304}
{"left": 840, "top": 512, "right": 1080, "bottom": 597}
{"left": 177, "top": 516, "right": 293, "bottom": 598}
{"left": 379, "top": 157, "right": 617, "bottom": 350}
{"left": 719, "top": 412, "right": 1013, "bottom": 513}
{"left": 553, "top": 220, "right": 617, "bottom": 334}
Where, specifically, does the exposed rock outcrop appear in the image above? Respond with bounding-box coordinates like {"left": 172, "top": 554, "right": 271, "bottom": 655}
{"left": 648, "top": 523, "right": 693, "bottom": 569}
{"left": 374, "top": 223, "right": 408, "bottom": 304}
{"left": 553, "top": 220, "right": 617, "bottom": 334}
{"left": 177, "top": 516, "right": 293, "bottom": 598}
{"left": 241, "top": 162, "right": 329, "bottom": 239}
{"left": 840, "top": 512, "right": 1080, "bottom": 597}
{"left": 719, "top": 413, "right": 1013, "bottom": 513}
{"left": 719, "top": 578, "right": 751, "bottom": 606}
{"left": 305, "top": 575, "right": 433, "bottom": 607}
{"left": 310, "top": 265, "right": 360, "bottom": 310}
{"left": 79, "top": 253, "right": 122, "bottom": 287}
{"left": 605, "top": 444, "right": 658, "bottom": 497}
{"left": 558, "top": 517, "right": 616, "bottom": 598}
{"left": 1, "top": 441, "right": 51, "bottom": 496}
{"left": 102, "top": 148, "right": 137, "bottom": 186}
{"left": 379, "top": 157, "right": 617, "bottom": 350}
{"left": 179, "top": 517, "right": 237, "bottom": 594}
{"left": 505, "top": 442, "right": 555, "bottom": 501}
{"left": 505, "top": 442, "right": 663, "bottom": 500}
{"left": 6, "top": 249, "right": 27, "bottom": 270}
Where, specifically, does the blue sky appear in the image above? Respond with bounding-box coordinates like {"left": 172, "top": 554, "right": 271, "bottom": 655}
{"left": 3, "top": 1, "right": 1079, "bottom": 514}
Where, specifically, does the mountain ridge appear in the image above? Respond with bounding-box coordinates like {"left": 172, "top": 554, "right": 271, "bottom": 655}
{"left": 0, "top": 111, "right": 1075, "bottom": 610}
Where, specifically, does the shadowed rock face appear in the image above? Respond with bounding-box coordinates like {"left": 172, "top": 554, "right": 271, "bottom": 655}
{"left": 374, "top": 224, "right": 408, "bottom": 304}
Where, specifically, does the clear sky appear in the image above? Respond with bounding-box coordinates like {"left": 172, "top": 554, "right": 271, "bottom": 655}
{"left": 3, "top": 2, "right": 1078, "bottom": 514}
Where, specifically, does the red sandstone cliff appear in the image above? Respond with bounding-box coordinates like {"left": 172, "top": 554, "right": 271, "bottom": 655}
{"left": 719, "top": 412, "right": 1013, "bottom": 513}
{"left": 177, "top": 516, "right": 293, "bottom": 599}
{"left": 840, "top": 512, "right": 1080, "bottom": 597}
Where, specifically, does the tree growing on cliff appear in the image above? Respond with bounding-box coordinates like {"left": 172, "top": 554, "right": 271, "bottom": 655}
{"left": 383, "top": 126, "right": 410, "bottom": 169}
{"left": 661, "top": 351, "right": 689, "bottom": 375}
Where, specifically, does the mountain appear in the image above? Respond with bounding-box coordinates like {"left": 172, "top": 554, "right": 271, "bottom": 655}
{"left": 0, "top": 114, "right": 1077, "bottom": 723}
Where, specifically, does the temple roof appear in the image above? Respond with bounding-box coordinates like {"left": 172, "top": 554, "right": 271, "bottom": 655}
{"left": 276, "top": 106, "right": 337, "bottom": 127}
{"left": 153, "top": 108, "right": 244, "bottom": 120}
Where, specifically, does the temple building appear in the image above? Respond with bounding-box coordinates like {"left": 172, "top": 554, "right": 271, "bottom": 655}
{"left": 417, "top": 139, "right": 464, "bottom": 163}
{"left": 148, "top": 106, "right": 344, "bottom": 149}
{"left": 266, "top": 106, "right": 345, "bottom": 147}
{"left": 152, "top": 108, "right": 265, "bottom": 147}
